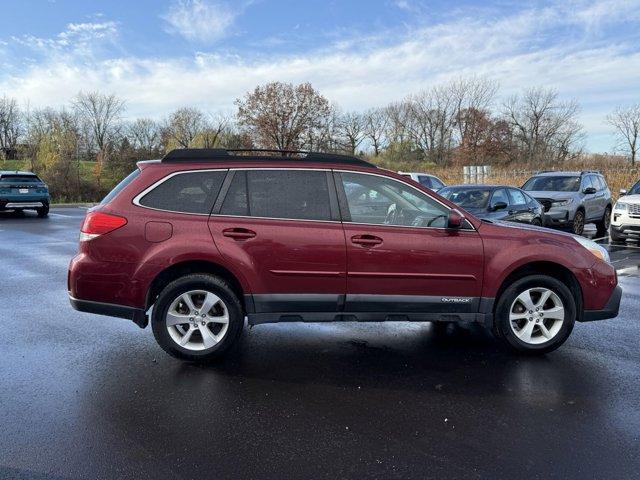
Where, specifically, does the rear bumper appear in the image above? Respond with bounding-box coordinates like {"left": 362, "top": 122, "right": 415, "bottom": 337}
{"left": 69, "top": 295, "right": 148, "bottom": 328}
{"left": 581, "top": 285, "right": 622, "bottom": 322}
{"left": 0, "top": 198, "right": 49, "bottom": 210}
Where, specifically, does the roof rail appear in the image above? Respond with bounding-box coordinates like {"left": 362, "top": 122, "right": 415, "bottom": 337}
{"left": 580, "top": 170, "right": 600, "bottom": 175}
{"left": 161, "top": 148, "right": 377, "bottom": 168}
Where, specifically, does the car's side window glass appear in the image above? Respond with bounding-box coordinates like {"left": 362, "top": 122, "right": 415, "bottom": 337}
{"left": 417, "top": 176, "right": 432, "bottom": 188}
{"left": 220, "top": 171, "right": 249, "bottom": 216}
{"left": 508, "top": 188, "right": 527, "bottom": 205}
{"left": 138, "top": 170, "right": 226, "bottom": 214}
{"left": 430, "top": 177, "right": 445, "bottom": 190}
{"left": 340, "top": 172, "right": 449, "bottom": 228}
{"left": 581, "top": 176, "right": 593, "bottom": 192}
{"left": 600, "top": 176, "right": 609, "bottom": 189}
{"left": 490, "top": 189, "right": 510, "bottom": 208}
{"left": 245, "top": 170, "right": 331, "bottom": 221}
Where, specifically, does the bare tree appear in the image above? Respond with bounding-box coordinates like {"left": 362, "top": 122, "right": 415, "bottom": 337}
{"left": 607, "top": 104, "right": 640, "bottom": 166}
{"left": 502, "top": 87, "right": 583, "bottom": 164}
{"left": 200, "top": 113, "right": 231, "bottom": 148}
{"left": 364, "top": 108, "right": 388, "bottom": 156}
{"left": 337, "top": 111, "right": 366, "bottom": 154}
{"left": 127, "top": 118, "right": 161, "bottom": 156}
{"left": 406, "top": 85, "right": 456, "bottom": 165}
{"left": 73, "top": 92, "right": 125, "bottom": 183}
{"left": 0, "top": 96, "right": 22, "bottom": 159}
{"left": 449, "top": 76, "right": 498, "bottom": 163}
{"left": 163, "top": 107, "right": 207, "bottom": 148}
{"left": 384, "top": 101, "right": 412, "bottom": 145}
{"left": 235, "top": 82, "right": 332, "bottom": 152}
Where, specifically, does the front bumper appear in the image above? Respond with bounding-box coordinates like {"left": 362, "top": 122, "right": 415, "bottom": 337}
{"left": 543, "top": 208, "right": 571, "bottom": 227}
{"left": 581, "top": 285, "right": 622, "bottom": 322}
{"left": 69, "top": 295, "right": 148, "bottom": 328}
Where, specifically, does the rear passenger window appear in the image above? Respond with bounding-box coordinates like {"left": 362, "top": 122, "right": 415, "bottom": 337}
{"left": 138, "top": 170, "right": 226, "bottom": 214}
{"left": 220, "top": 170, "right": 332, "bottom": 221}
{"left": 417, "top": 176, "right": 432, "bottom": 188}
{"left": 508, "top": 189, "right": 527, "bottom": 205}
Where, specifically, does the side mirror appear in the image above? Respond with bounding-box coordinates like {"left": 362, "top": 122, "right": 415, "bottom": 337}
{"left": 491, "top": 201, "right": 508, "bottom": 211}
{"left": 448, "top": 209, "right": 465, "bottom": 229}
{"left": 620, "top": 189, "right": 628, "bottom": 196}
{"left": 583, "top": 187, "right": 597, "bottom": 195}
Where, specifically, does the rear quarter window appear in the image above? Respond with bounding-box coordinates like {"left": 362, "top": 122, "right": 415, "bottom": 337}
{"left": 137, "top": 170, "right": 226, "bottom": 214}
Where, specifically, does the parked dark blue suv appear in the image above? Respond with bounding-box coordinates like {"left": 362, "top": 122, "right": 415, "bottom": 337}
{"left": 0, "top": 171, "right": 50, "bottom": 217}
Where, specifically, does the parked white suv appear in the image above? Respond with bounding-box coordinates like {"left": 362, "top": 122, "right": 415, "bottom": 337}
{"left": 399, "top": 172, "right": 445, "bottom": 191}
{"left": 611, "top": 179, "right": 640, "bottom": 244}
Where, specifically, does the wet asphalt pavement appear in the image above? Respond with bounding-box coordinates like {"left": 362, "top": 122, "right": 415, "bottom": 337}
{"left": 1, "top": 208, "right": 639, "bottom": 480}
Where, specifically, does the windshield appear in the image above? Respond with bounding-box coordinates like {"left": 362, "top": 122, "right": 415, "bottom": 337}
{"left": 629, "top": 180, "right": 640, "bottom": 195}
{"left": 438, "top": 187, "right": 491, "bottom": 209}
{"left": 523, "top": 176, "right": 580, "bottom": 192}
{"left": 0, "top": 174, "right": 41, "bottom": 183}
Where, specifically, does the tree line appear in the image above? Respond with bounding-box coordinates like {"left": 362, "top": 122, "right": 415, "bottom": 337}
{"left": 0, "top": 77, "right": 638, "bottom": 201}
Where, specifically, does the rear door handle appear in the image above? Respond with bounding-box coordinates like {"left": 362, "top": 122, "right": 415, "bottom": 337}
{"left": 351, "top": 234, "right": 383, "bottom": 247}
{"left": 222, "top": 228, "right": 257, "bottom": 240}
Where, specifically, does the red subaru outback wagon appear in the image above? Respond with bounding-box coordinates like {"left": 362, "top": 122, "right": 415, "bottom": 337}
{"left": 69, "top": 149, "right": 621, "bottom": 361}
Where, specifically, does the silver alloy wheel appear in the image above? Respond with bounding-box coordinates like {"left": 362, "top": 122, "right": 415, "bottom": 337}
{"left": 509, "top": 287, "right": 565, "bottom": 345}
{"left": 166, "top": 290, "right": 229, "bottom": 351}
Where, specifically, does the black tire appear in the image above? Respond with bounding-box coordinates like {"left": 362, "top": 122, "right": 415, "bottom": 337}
{"left": 609, "top": 228, "right": 625, "bottom": 245}
{"left": 530, "top": 217, "right": 542, "bottom": 227}
{"left": 595, "top": 206, "right": 611, "bottom": 237}
{"left": 571, "top": 210, "right": 585, "bottom": 236}
{"left": 37, "top": 204, "right": 49, "bottom": 218}
{"left": 151, "top": 274, "right": 244, "bottom": 362}
{"left": 493, "top": 274, "right": 576, "bottom": 355}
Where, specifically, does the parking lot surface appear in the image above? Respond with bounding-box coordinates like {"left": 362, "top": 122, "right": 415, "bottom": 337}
{"left": 1, "top": 208, "right": 639, "bottom": 479}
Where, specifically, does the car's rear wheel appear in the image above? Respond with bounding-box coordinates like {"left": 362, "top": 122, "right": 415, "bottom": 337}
{"left": 595, "top": 206, "right": 611, "bottom": 237}
{"left": 493, "top": 275, "right": 575, "bottom": 354}
{"left": 530, "top": 217, "right": 542, "bottom": 227}
{"left": 151, "top": 274, "right": 244, "bottom": 361}
{"left": 571, "top": 210, "right": 585, "bottom": 236}
{"left": 37, "top": 204, "right": 49, "bottom": 218}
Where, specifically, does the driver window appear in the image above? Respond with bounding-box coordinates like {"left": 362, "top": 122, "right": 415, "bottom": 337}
{"left": 340, "top": 172, "right": 449, "bottom": 228}
{"left": 490, "top": 189, "right": 510, "bottom": 209}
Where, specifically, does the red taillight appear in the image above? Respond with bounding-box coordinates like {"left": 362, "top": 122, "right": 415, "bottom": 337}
{"left": 80, "top": 211, "right": 127, "bottom": 240}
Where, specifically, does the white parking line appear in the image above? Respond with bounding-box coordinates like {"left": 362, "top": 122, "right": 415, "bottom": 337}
{"left": 48, "top": 213, "right": 74, "bottom": 218}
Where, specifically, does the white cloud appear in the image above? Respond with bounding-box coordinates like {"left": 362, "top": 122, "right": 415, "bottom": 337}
{"left": 2, "top": 0, "right": 640, "bottom": 151}
{"left": 162, "top": 0, "right": 237, "bottom": 43}
{"left": 12, "top": 21, "right": 117, "bottom": 57}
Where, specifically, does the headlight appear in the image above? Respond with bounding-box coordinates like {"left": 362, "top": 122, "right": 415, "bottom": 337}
{"left": 552, "top": 198, "right": 573, "bottom": 207}
{"left": 573, "top": 236, "right": 610, "bottom": 263}
{"left": 614, "top": 202, "right": 628, "bottom": 212}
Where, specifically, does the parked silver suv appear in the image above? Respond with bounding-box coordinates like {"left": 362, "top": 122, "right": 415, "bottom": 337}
{"left": 522, "top": 171, "right": 612, "bottom": 236}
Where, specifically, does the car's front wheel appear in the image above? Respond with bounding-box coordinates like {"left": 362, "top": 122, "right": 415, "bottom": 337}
{"left": 571, "top": 210, "right": 585, "bottom": 236}
{"left": 493, "top": 275, "right": 576, "bottom": 354}
{"left": 595, "top": 206, "right": 611, "bottom": 237}
{"left": 151, "top": 274, "right": 244, "bottom": 362}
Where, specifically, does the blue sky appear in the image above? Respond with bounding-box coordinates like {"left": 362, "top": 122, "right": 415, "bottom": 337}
{"left": 1, "top": 0, "right": 640, "bottom": 152}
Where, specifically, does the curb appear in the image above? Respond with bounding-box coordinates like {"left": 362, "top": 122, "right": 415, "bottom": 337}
{"left": 51, "top": 203, "right": 97, "bottom": 208}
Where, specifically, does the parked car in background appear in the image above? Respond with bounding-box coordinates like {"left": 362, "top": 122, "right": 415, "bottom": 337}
{"left": 522, "top": 171, "right": 612, "bottom": 236}
{"left": 611, "top": 179, "right": 640, "bottom": 244}
{"left": 437, "top": 184, "right": 545, "bottom": 226}
{"left": 68, "top": 149, "right": 620, "bottom": 361}
{"left": 0, "top": 171, "right": 50, "bottom": 217}
{"left": 399, "top": 172, "right": 446, "bottom": 191}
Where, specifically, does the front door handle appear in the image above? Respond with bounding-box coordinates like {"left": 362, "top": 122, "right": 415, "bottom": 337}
{"left": 351, "top": 234, "right": 383, "bottom": 247}
{"left": 222, "top": 228, "right": 257, "bottom": 240}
